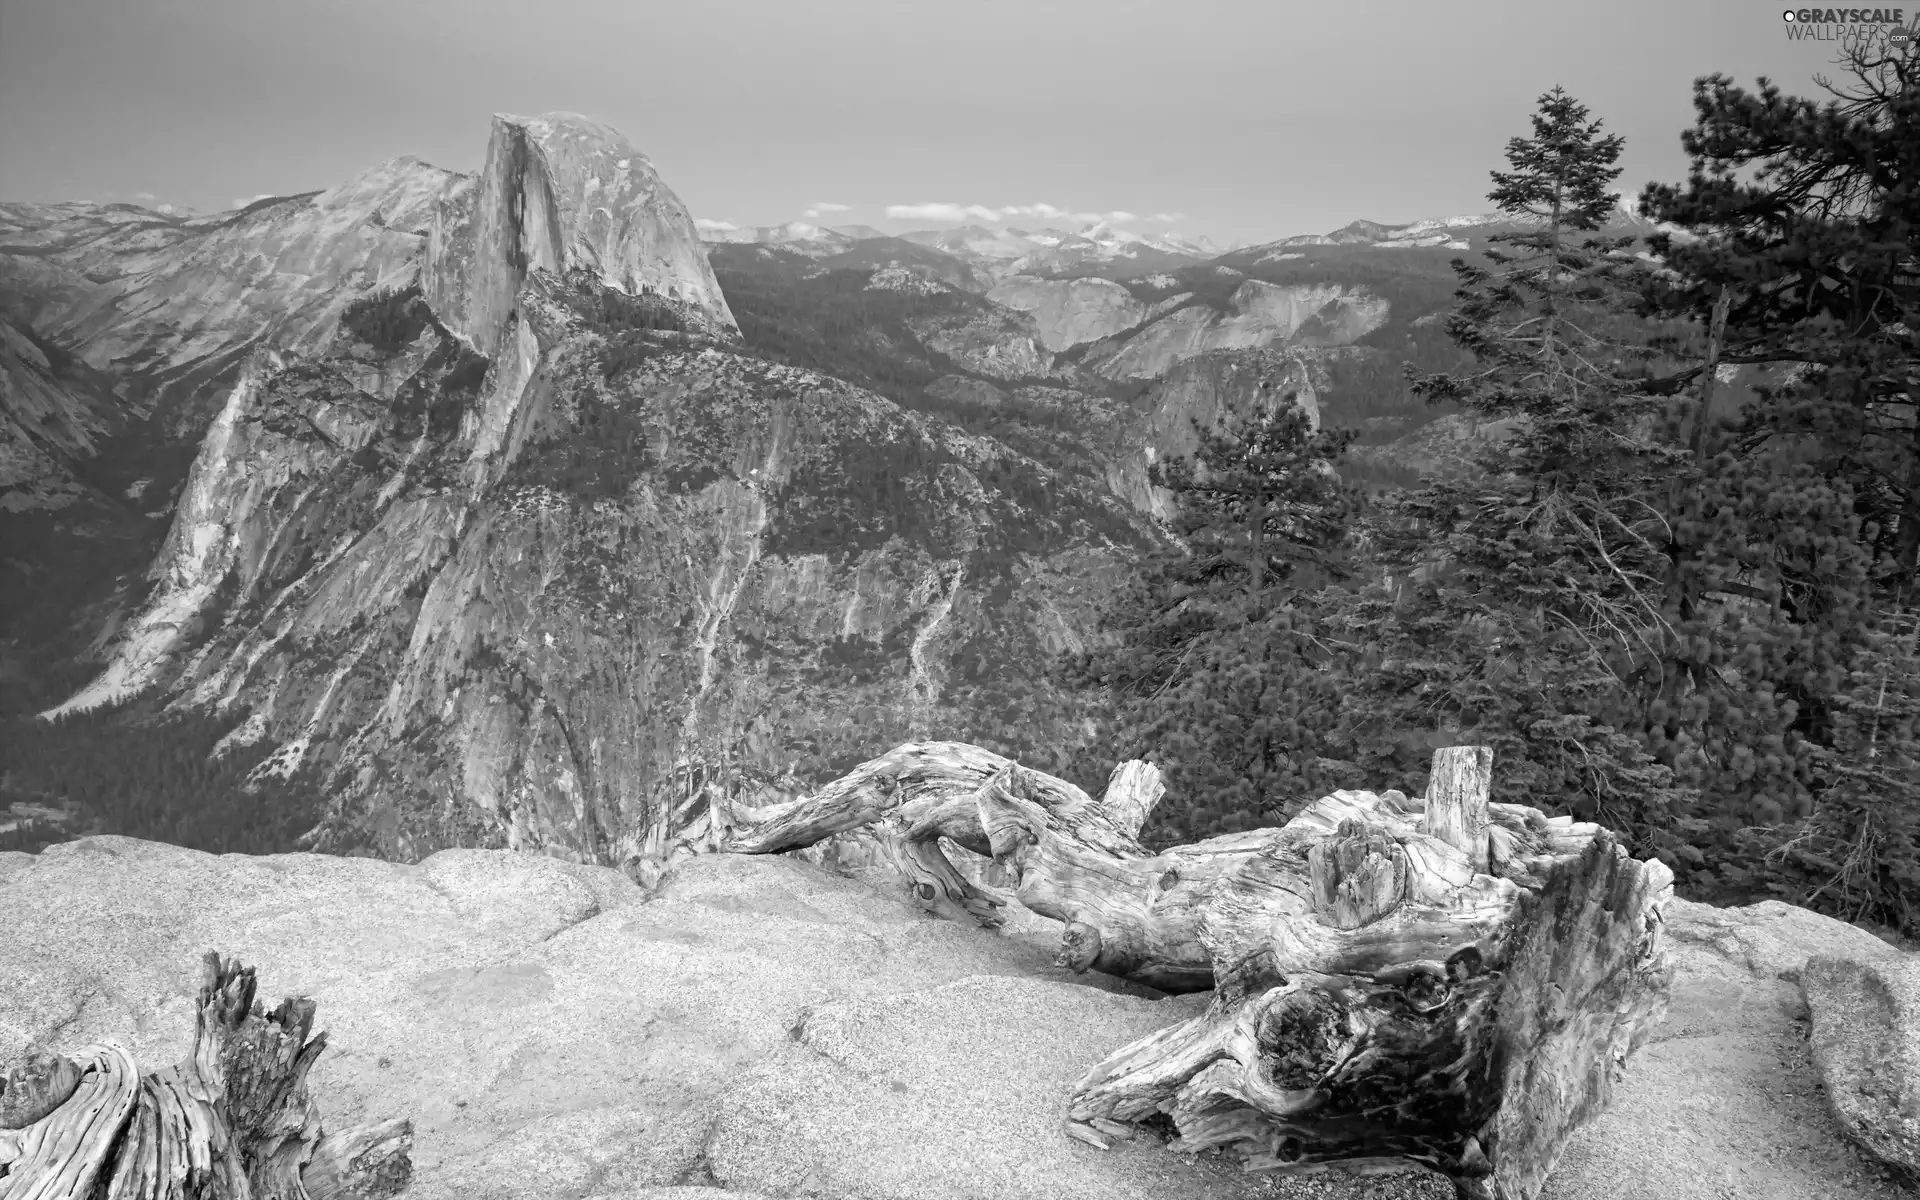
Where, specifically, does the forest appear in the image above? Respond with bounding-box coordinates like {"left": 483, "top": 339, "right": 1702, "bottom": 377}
{"left": 0, "top": 695, "right": 328, "bottom": 856}
{"left": 949, "top": 57, "right": 1920, "bottom": 941}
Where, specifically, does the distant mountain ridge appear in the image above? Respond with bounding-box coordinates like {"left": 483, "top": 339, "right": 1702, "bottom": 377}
{"left": 699, "top": 201, "right": 1660, "bottom": 285}
{"left": 703, "top": 220, "right": 1221, "bottom": 282}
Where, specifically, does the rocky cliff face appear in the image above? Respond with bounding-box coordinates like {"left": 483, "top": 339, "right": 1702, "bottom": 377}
{"left": 0, "top": 161, "right": 459, "bottom": 441}
{"left": 42, "top": 113, "right": 1159, "bottom": 879}
{"left": 1086, "top": 281, "right": 1389, "bottom": 379}
{"left": 985, "top": 276, "right": 1188, "bottom": 352}
{"left": 423, "top": 112, "right": 737, "bottom": 356}
{"left": 905, "top": 307, "right": 1057, "bottom": 380}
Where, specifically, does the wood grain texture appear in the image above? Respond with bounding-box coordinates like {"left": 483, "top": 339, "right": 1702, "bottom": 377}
{"left": 0, "top": 952, "right": 413, "bottom": 1200}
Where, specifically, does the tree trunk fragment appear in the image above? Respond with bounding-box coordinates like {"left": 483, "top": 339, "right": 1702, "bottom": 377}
{"left": 721, "top": 740, "right": 1675, "bottom": 1200}
{"left": 0, "top": 951, "right": 412, "bottom": 1200}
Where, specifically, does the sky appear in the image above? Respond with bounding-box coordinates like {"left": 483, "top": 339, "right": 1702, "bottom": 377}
{"left": 0, "top": 0, "right": 1906, "bottom": 249}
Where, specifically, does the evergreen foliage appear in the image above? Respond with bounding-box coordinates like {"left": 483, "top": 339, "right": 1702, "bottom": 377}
{"left": 1065, "top": 74, "right": 1919, "bottom": 936}
{"left": 339, "top": 285, "right": 430, "bottom": 354}
{"left": 1061, "top": 398, "right": 1370, "bottom": 843}
{"left": 0, "top": 699, "right": 327, "bottom": 856}
{"left": 1626, "top": 38, "right": 1920, "bottom": 925}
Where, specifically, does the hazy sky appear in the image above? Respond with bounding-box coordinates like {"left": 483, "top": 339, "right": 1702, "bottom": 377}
{"left": 0, "top": 0, "right": 1899, "bottom": 247}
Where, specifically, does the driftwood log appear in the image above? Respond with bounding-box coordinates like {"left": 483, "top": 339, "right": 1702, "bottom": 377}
{"left": 718, "top": 741, "right": 1675, "bottom": 1200}
{"left": 0, "top": 951, "right": 411, "bottom": 1199}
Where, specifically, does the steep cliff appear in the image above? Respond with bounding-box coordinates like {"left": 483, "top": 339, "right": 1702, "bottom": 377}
{"left": 423, "top": 112, "right": 736, "bottom": 356}
{"left": 985, "top": 276, "right": 1187, "bottom": 352}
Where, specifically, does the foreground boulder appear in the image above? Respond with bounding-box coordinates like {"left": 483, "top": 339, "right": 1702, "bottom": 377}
{"left": 1801, "top": 956, "right": 1920, "bottom": 1184}
{"left": 1, "top": 832, "right": 1911, "bottom": 1200}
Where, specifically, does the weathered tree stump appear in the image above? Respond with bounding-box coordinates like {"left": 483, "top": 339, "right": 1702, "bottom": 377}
{"left": 0, "top": 951, "right": 412, "bottom": 1200}
{"left": 722, "top": 741, "right": 1674, "bottom": 1200}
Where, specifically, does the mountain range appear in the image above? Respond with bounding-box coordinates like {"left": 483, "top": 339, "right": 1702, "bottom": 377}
{"left": 0, "top": 111, "right": 1672, "bottom": 868}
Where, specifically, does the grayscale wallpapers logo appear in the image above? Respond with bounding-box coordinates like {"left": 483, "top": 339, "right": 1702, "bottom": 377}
{"left": 1780, "top": 7, "right": 1919, "bottom": 42}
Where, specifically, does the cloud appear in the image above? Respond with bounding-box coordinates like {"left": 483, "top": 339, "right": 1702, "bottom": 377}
{"left": 802, "top": 201, "right": 851, "bottom": 218}
{"left": 878, "top": 201, "right": 1191, "bottom": 230}
{"left": 984, "top": 202, "right": 1153, "bottom": 225}
{"left": 228, "top": 193, "right": 274, "bottom": 210}
{"left": 885, "top": 202, "right": 1007, "bottom": 223}
{"left": 694, "top": 217, "right": 740, "bottom": 233}
{"left": 134, "top": 191, "right": 157, "bottom": 201}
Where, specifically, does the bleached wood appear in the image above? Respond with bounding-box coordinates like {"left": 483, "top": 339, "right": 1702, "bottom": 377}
{"left": 0, "top": 1051, "right": 82, "bottom": 1131}
{"left": 726, "top": 740, "right": 1674, "bottom": 1200}
{"left": 1423, "top": 745, "right": 1492, "bottom": 873}
{"left": 0, "top": 953, "right": 413, "bottom": 1199}
{"left": 1099, "top": 760, "right": 1165, "bottom": 840}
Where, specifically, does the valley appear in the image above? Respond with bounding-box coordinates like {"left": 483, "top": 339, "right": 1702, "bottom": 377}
{"left": 1, "top": 98, "right": 1906, "bottom": 957}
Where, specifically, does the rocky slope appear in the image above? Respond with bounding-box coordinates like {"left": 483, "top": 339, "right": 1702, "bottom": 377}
{"left": 0, "top": 161, "right": 457, "bottom": 444}
{"left": 1084, "top": 280, "right": 1390, "bottom": 379}
{"left": 0, "top": 313, "right": 125, "bottom": 512}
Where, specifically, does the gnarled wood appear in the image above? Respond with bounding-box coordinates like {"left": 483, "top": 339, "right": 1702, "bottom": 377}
{"left": 0, "top": 1053, "right": 83, "bottom": 1131}
{"left": 0, "top": 951, "right": 413, "bottom": 1199}
{"left": 723, "top": 740, "right": 1674, "bottom": 1200}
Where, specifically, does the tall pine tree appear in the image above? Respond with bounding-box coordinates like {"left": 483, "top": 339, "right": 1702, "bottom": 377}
{"left": 1368, "top": 88, "right": 1695, "bottom": 846}
{"left": 1066, "top": 394, "right": 1368, "bottom": 844}
{"left": 1632, "top": 37, "right": 1919, "bottom": 929}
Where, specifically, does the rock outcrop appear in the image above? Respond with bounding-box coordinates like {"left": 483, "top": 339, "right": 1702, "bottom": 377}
{"left": 1801, "top": 956, "right": 1920, "bottom": 1183}
{"left": 907, "top": 307, "right": 1056, "bottom": 380}
{"left": 1086, "top": 281, "right": 1389, "bottom": 380}
{"left": 422, "top": 111, "right": 737, "bottom": 355}
{"left": 3, "top": 836, "right": 1913, "bottom": 1200}
{"left": 985, "top": 276, "right": 1187, "bottom": 352}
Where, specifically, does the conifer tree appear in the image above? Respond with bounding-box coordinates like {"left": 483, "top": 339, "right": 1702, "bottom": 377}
{"left": 1367, "top": 89, "right": 1696, "bottom": 847}
{"left": 1632, "top": 38, "right": 1919, "bottom": 928}
{"left": 1064, "top": 396, "right": 1368, "bottom": 844}
{"left": 1146, "top": 400, "right": 1364, "bottom": 616}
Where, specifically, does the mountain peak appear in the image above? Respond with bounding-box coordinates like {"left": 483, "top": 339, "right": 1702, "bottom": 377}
{"left": 424, "top": 111, "right": 736, "bottom": 353}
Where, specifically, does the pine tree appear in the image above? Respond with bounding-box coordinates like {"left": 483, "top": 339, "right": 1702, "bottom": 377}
{"left": 1637, "top": 39, "right": 1918, "bottom": 579}
{"left": 1065, "top": 396, "right": 1369, "bottom": 844}
{"left": 1632, "top": 39, "right": 1920, "bottom": 929}
{"left": 1146, "top": 400, "right": 1365, "bottom": 617}
{"left": 1365, "top": 89, "right": 1696, "bottom": 848}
